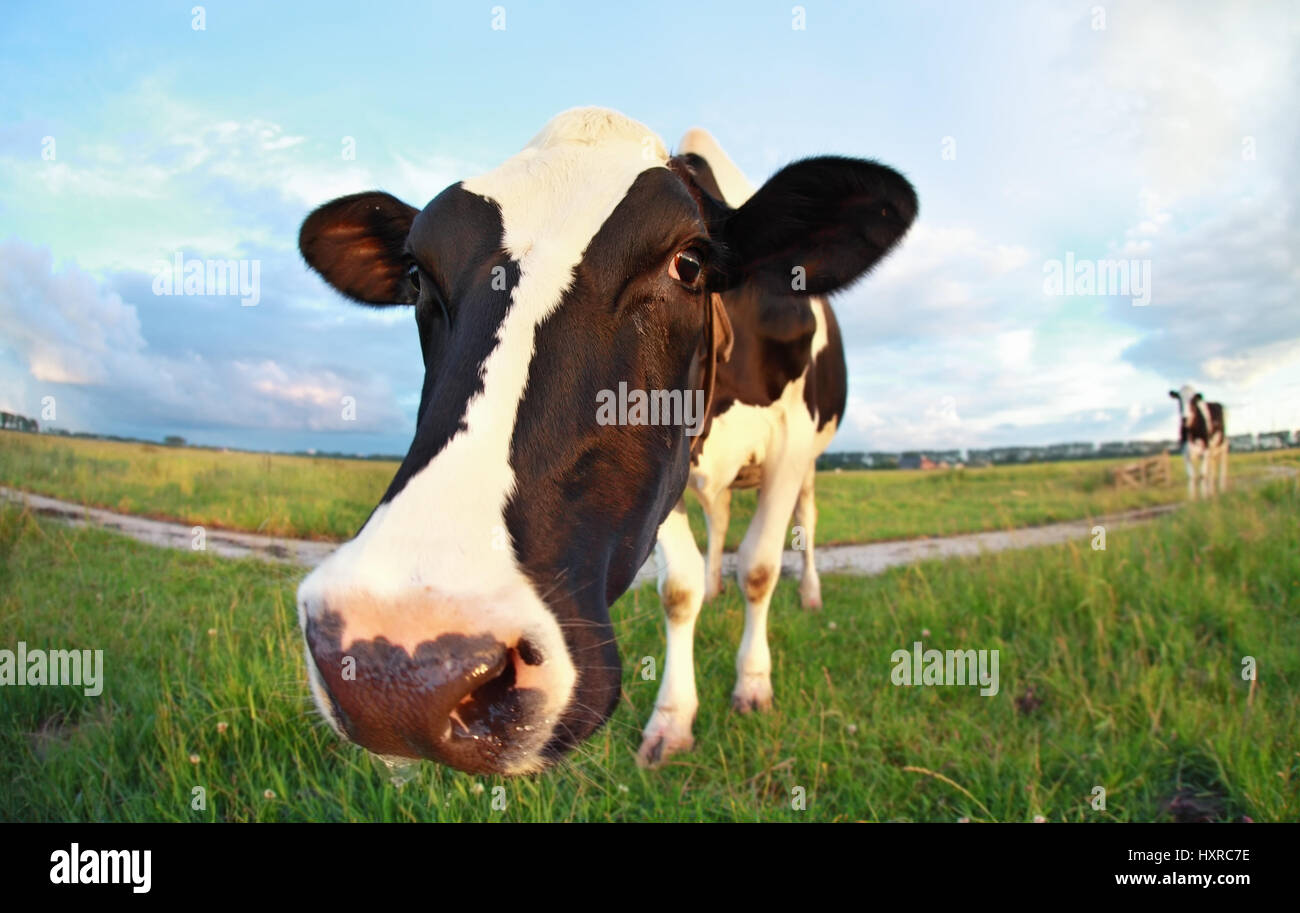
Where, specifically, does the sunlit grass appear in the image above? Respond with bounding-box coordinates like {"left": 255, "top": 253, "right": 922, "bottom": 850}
{"left": 2, "top": 477, "right": 1295, "bottom": 822}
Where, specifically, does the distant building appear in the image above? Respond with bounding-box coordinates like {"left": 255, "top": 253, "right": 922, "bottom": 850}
{"left": 816, "top": 450, "right": 873, "bottom": 470}
{"left": 1046, "top": 441, "right": 1095, "bottom": 460}
{"left": 967, "top": 447, "right": 1018, "bottom": 464}
{"left": 899, "top": 450, "right": 962, "bottom": 470}
{"left": 899, "top": 453, "right": 936, "bottom": 470}
{"left": 868, "top": 452, "right": 901, "bottom": 469}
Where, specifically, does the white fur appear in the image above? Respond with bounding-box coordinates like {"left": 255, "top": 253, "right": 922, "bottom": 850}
{"left": 299, "top": 108, "right": 670, "bottom": 772}
{"left": 679, "top": 127, "right": 756, "bottom": 205}
{"left": 639, "top": 501, "right": 706, "bottom": 763}
{"left": 1196, "top": 398, "right": 1212, "bottom": 430}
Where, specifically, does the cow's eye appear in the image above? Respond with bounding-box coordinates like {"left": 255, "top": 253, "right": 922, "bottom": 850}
{"left": 669, "top": 249, "right": 703, "bottom": 287}
{"left": 407, "top": 264, "right": 421, "bottom": 294}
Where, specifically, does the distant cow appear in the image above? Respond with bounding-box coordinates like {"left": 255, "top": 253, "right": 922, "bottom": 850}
{"left": 295, "top": 108, "right": 918, "bottom": 775}
{"left": 639, "top": 131, "right": 916, "bottom": 765}
{"left": 1169, "top": 385, "right": 1227, "bottom": 498}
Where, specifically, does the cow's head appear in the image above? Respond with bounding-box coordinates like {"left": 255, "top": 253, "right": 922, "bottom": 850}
{"left": 1169, "top": 384, "right": 1201, "bottom": 428}
{"left": 296, "top": 108, "right": 917, "bottom": 774}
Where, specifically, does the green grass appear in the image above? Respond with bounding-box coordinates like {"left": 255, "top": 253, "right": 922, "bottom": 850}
{"left": 3, "top": 431, "right": 1297, "bottom": 548}
{"left": 2, "top": 478, "right": 1296, "bottom": 822}
{"left": 0, "top": 433, "right": 392, "bottom": 541}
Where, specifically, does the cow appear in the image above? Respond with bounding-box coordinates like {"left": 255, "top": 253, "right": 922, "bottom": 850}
{"left": 1169, "top": 385, "right": 1227, "bottom": 499}
{"left": 295, "top": 107, "right": 918, "bottom": 775}
{"left": 638, "top": 131, "right": 915, "bottom": 766}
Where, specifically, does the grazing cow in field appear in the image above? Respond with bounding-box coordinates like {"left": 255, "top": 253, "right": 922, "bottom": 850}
{"left": 1169, "top": 385, "right": 1227, "bottom": 499}
{"left": 638, "top": 131, "right": 915, "bottom": 765}
{"left": 295, "top": 107, "right": 917, "bottom": 775}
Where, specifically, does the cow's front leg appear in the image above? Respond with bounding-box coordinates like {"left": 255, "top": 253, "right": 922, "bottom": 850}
{"left": 638, "top": 500, "right": 706, "bottom": 767}
{"left": 793, "top": 463, "right": 822, "bottom": 610}
{"left": 1182, "top": 447, "right": 1197, "bottom": 500}
{"left": 702, "top": 487, "right": 732, "bottom": 602}
{"left": 732, "top": 450, "right": 807, "bottom": 713}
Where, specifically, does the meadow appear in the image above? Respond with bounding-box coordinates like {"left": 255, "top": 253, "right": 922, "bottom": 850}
{"left": 2, "top": 431, "right": 1296, "bottom": 548}
{"left": 1, "top": 471, "right": 1296, "bottom": 822}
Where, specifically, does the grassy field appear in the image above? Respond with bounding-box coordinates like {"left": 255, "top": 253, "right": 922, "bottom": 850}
{"left": 0, "top": 433, "right": 392, "bottom": 541}
{"left": 3, "top": 431, "right": 1297, "bottom": 548}
{"left": 1, "top": 478, "right": 1296, "bottom": 822}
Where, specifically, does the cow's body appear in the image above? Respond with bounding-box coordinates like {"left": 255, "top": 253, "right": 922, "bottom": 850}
{"left": 1169, "top": 385, "right": 1227, "bottom": 499}
{"left": 294, "top": 108, "right": 916, "bottom": 775}
{"left": 639, "top": 132, "right": 886, "bottom": 766}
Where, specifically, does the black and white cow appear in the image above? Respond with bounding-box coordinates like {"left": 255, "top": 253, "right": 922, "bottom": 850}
{"left": 296, "top": 107, "right": 917, "bottom": 775}
{"left": 1169, "top": 385, "right": 1228, "bottom": 499}
{"left": 639, "top": 131, "right": 915, "bottom": 765}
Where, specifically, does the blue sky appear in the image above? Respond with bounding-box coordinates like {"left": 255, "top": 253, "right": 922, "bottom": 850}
{"left": 1, "top": 0, "right": 1296, "bottom": 454}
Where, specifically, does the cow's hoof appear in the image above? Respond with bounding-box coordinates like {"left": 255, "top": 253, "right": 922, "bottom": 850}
{"left": 731, "top": 675, "right": 773, "bottom": 714}
{"left": 637, "top": 709, "right": 695, "bottom": 768}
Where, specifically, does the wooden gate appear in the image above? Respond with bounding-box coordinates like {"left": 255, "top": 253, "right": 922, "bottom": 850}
{"left": 1113, "top": 456, "right": 1171, "bottom": 489}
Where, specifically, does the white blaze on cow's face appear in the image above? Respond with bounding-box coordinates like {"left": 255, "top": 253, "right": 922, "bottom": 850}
{"left": 1177, "top": 383, "right": 1198, "bottom": 424}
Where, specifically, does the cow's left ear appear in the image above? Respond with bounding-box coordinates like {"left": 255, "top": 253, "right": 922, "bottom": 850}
{"left": 300, "top": 191, "right": 420, "bottom": 305}
{"left": 712, "top": 156, "right": 917, "bottom": 296}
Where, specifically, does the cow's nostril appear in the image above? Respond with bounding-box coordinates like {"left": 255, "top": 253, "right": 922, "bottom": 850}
{"left": 516, "top": 637, "right": 544, "bottom": 666}
{"left": 452, "top": 652, "right": 523, "bottom": 740}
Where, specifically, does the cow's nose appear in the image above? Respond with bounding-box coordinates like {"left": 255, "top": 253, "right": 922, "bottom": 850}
{"left": 304, "top": 613, "right": 548, "bottom": 773}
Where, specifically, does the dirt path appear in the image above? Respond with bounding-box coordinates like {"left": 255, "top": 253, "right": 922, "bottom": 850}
{"left": 0, "top": 484, "right": 1188, "bottom": 583}
{"left": 1, "top": 486, "right": 337, "bottom": 567}
{"left": 689, "top": 504, "right": 1181, "bottom": 587}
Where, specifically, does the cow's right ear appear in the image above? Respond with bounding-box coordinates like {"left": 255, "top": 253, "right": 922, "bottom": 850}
{"left": 712, "top": 156, "right": 918, "bottom": 296}
{"left": 1169, "top": 390, "right": 1180, "bottom": 399}
{"left": 299, "top": 192, "right": 420, "bottom": 305}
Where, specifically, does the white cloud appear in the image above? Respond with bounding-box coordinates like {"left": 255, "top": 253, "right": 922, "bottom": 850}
{"left": 1, "top": 81, "right": 479, "bottom": 270}
{"left": 995, "top": 330, "right": 1034, "bottom": 369}
{"left": 0, "top": 240, "right": 409, "bottom": 436}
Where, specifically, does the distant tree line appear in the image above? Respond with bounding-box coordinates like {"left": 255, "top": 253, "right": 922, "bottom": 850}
{"left": 13, "top": 421, "right": 1292, "bottom": 469}
{"left": 818, "top": 430, "right": 1297, "bottom": 471}
{"left": 0, "top": 411, "right": 39, "bottom": 432}
{"left": 17, "top": 424, "right": 403, "bottom": 462}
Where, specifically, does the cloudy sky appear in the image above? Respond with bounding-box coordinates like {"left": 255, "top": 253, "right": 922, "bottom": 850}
{"left": 1, "top": 1, "right": 1296, "bottom": 455}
